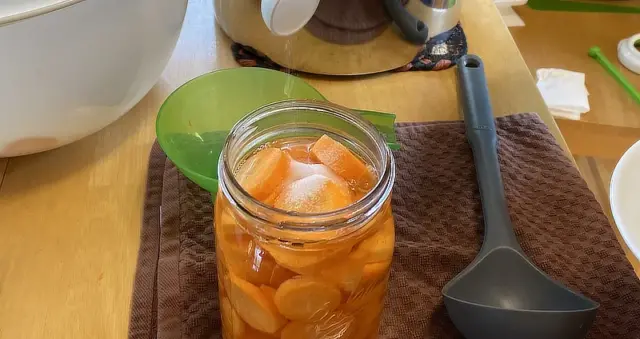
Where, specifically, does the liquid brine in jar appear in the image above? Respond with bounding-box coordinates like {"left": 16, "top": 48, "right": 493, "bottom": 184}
{"left": 215, "top": 101, "right": 396, "bottom": 339}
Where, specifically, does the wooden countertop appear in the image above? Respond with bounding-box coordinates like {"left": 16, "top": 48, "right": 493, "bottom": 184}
{"left": 0, "top": 0, "right": 585, "bottom": 337}
{"left": 510, "top": 7, "right": 640, "bottom": 160}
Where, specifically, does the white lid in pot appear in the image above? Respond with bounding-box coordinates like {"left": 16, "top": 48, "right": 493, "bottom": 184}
{"left": 0, "top": 0, "right": 84, "bottom": 25}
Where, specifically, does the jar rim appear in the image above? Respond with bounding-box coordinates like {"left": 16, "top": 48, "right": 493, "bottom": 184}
{"left": 218, "top": 99, "right": 395, "bottom": 241}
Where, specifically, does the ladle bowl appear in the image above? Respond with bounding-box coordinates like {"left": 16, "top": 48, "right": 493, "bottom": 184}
{"left": 442, "top": 55, "right": 599, "bottom": 339}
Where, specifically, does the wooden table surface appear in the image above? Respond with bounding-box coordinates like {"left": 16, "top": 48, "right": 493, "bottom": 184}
{"left": 511, "top": 7, "right": 640, "bottom": 160}
{"left": 0, "top": 0, "right": 617, "bottom": 338}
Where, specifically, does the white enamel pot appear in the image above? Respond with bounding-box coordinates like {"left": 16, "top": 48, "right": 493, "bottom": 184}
{"left": 0, "top": 0, "right": 187, "bottom": 157}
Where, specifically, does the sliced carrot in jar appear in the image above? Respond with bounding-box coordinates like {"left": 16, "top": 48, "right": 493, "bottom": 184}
{"left": 274, "top": 276, "right": 342, "bottom": 321}
{"left": 262, "top": 190, "right": 280, "bottom": 207}
{"left": 315, "top": 256, "right": 364, "bottom": 294}
{"left": 261, "top": 243, "right": 350, "bottom": 275}
{"left": 344, "top": 262, "right": 390, "bottom": 308}
{"left": 216, "top": 222, "right": 254, "bottom": 280}
{"left": 216, "top": 213, "right": 253, "bottom": 253}
{"left": 280, "top": 311, "right": 356, "bottom": 339}
{"left": 352, "top": 309, "right": 381, "bottom": 339}
{"left": 367, "top": 329, "right": 380, "bottom": 339}
{"left": 259, "top": 285, "right": 279, "bottom": 304}
{"left": 216, "top": 215, "right": 297, "bottom": 287}
{"left": 361, "top": 261, "right": 391, "bottom": 284}
{"left": 267, "top": 264, "right": 297, "bottom": 288}
{"left": 218, "top": 269, "right": 228, "bottom": 297}
{"left": 241, "top": 243, "right": 296, "bottom": 287}
{"left": 227, "top": 273, "right": 287, "bottom": 334}
{"left": 235, "top": 148, "right": 290, "bottom": 201}
{"left": 221, "top": 297, "right": 246, "bottom": 339}
{"left": 241, "top": 326, "right": 281, "bottom": 339}
{"left": 310, "top": 135, "right": 373, "bottom": 186}
{"left": 274, "top": 174, "right": 353, "bottom": 213}
{"left": 349, "top": 217, "right": 395, "bottom": 264}
{"left": 242, "top": 248, "right": 276, "bottom": 286}
{"left": 255, "top": 285, "right": 288, "bottom": 337}
{"left": 344, "top": 280, "right": 388, "bottom": 313}
{"left": 220, "top": 271, "right": 232, "bottom": 299}
{"left": 283, "top": 143, "right": 316, "bottom": 164}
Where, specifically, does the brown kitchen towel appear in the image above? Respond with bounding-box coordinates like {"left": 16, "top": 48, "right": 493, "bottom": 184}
{"left": 129, "top": 113, "right": 640, "bottom": 339}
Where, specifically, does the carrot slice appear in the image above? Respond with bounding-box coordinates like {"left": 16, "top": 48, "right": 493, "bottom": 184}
{"left": 243, "top": 249, "right": 278, "bottom": 286}
{"left": 266, "top": 264, "right": 297, "bottom": 289}
{"left": 343, "top": 262, "right": 390, "bottom": 316}
{"left": 361, "top": 261, "right": 391, "bottom": 283}
{"left": 352, "top": 308, "right": 381, "bottom": 339}
{"left": 242, "top": 244, "right": 296, "bottom": 287}
{"left": 274, "top": 276, "right": 342, "bottom": 321}
{"left": 216, "top": 220, "right": 255, "bottom": 279}
{"left": 343, "top": 262, "right": 390, "bottom": 313}
{"left": 216, "top": 212, "right": 253, "bottom": 250}
{"left": 235, "top": 148, "right": 290, "bottom": 201}
{"left": 260, "top": 285, "right": 278, "bottom": 300}
{"left": 218, "top": 270, "right": 228, "bottom": 298}
{"left": 221, "top": 297, "right": 246, "bottom": 339}
{"left": 274, "top": 174, "right": 353, "bottom": 213}
{"left": 310, "top": 135, "right": 373, "bottom": 186}
{"left": 315, "top": 256, "right": 364, "bottom": 293}
{"left": 256, "top": 284, "right": 289, "bottom": 337}
{"left": 227, "top": 273, "right": 287, "bottom": 334}
{"left": 350, "top": 217, "right": 395, "bottom": 264}
{"left": 242, "top": 327, "right": 280, "bottom": 339}
{"left": 261, "top": 243, "right": 350, "bottom": 275}
{"left": 283, "top": 143, "right": 316, "bottom": 164}
{"left": 216, "top": 214, "right": 297, "bottom": 287}
{"left": 280, "top": 311, "right": 356, "bottom": 339}
{"left": 344, "top": 281, "right": 387, "bottom": 313}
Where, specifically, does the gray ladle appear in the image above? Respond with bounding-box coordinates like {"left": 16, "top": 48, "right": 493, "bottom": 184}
{"left": 442, "top": 55, "right": 600, "bottom": 339}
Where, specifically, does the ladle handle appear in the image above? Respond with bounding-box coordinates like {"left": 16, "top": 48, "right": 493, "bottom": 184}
{"left": 457, "top": 55, "right": 523, "bottom": 254}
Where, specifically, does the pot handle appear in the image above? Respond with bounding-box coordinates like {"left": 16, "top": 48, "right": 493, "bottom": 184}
{"left": 384, "top": 0, "right": 429, "bottom": 44}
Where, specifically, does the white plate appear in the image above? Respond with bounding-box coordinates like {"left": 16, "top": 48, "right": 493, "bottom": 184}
{"left": 610, "top": 140, "right": 640, "bottom": 260}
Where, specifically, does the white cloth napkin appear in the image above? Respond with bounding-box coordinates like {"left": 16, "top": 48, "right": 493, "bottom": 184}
{"left": 536, "top": 68, "right": 590, "bottom": 120}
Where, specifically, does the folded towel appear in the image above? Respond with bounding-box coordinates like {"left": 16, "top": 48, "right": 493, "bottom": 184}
{"left": 129, "top": 113, "right": 640, "bottom": 339}
{"left": 536, "top": 68, "right": 590, "bottom": 120}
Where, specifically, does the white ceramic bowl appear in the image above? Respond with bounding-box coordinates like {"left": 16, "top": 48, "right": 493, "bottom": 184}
{"left": 610, "top": 140, "right": 640, "bottom": 260}
{"left": 0, "top": 0, "right": 187, "bottom": 157}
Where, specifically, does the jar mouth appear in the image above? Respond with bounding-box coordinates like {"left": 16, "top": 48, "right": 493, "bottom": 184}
{"left": 218, "top": 100, "right": 395, "bottom": 242}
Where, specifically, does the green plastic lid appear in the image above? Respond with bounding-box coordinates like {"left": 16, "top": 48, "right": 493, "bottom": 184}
{"left": 156, "top": 67, "right": 398, "bottom": 193}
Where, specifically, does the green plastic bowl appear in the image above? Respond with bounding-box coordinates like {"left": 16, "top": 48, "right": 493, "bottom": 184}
{"left": 156, "top": 68, "right": 326, "bottom": 193}
{"left": 156, "top": 67, "right": 399, "bottom": 194}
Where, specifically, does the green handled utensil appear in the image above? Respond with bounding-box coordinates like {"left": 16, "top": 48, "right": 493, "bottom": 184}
{"left": 588, "top": 46, "right": 640, "bottom": 105}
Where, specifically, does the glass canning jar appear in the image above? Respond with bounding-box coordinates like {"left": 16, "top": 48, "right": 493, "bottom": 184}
{"left": 215, "top": 100, "right": 396, "bottom": 339}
